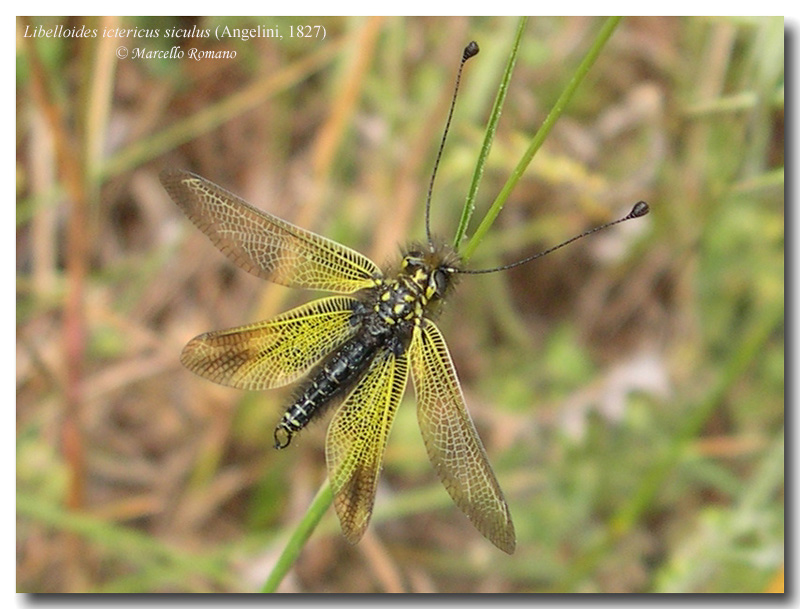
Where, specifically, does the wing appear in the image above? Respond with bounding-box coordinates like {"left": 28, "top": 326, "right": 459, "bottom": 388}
{"left": 325, "top": 349, "right": 409, "bottom": 544}
{"left": 161, "top": 169, "right": 381, "bottom": 293}
{"left": 181, "top": 296, "right": 359, "bottom": 390}
{"left": 408, "top": 320, "right": 516, "bottom": 554}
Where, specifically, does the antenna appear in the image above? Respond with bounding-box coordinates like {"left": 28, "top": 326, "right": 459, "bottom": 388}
{"left": 459, "top": 201, "right": 650, "bottom": 275}
{"left": 425, "top": 41, "right": 480, "bottom": 249}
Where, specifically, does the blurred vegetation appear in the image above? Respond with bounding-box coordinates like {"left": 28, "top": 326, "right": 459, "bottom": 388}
{"left": 16, "top": 16, "right": 783, "bottom": 592}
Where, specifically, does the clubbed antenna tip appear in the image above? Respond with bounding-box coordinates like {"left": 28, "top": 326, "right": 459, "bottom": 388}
{"left": 629, "top": 201, "right": 649, "bottom": 218}
{"left": 464, "top": 41, "right": 479, "bottom": 60}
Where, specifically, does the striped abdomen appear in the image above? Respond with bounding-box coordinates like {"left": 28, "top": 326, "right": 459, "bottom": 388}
{"left": 273, "top": 329, "right": 384, "bottom": 448}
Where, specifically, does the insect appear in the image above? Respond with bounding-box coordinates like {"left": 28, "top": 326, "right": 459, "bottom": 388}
{"left": 162, "top": 42, "right": 649, "bottom": 554}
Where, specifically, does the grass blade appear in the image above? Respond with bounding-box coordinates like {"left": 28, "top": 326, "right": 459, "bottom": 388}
{"left": 462, "top": 16, "right": 623, "bottom": 262}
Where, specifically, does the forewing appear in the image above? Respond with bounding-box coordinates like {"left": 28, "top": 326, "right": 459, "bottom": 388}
{"left": 409, "top": 321, "right": 516, "bottom": 554}
{"left": 326, "top": 350, "right": 409, "bottom": 544}
{"left": 161, "top": 169, "right": 381, "bottom": 293}
{"left": 181, "top": 296, "right": 359, "bottom": 390}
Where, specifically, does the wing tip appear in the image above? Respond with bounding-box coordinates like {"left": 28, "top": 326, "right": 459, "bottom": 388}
{"left": 493, "top": 529, "right": 517, "bottom": 555}
{"left": 476, "top": 511, "right": 516, "bottom": 554}
{"left": 159, "top": 167, "right": 193, "bottom": 190}
{"left": 333, "top": 498, "right": 371, "bottom": 546}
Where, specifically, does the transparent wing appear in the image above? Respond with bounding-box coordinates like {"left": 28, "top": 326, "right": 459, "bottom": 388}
{"left": 181, "top": 296, "right": 359, "bottom": 390}
{"left": 326, "top": 350, "right": 409, "bottom": 544}
{"left": 408, "top": 320, "right": 515, "bottom": 554}
{"left": 161, "top": 169, "right": 381, "bottom": 293}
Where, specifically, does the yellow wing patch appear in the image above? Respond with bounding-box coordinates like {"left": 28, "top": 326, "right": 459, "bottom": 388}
{"left": 409, "top": 320, "right": 516, "bottom": 554}
{"left": 161, "top": 170, "right": 381, "bottom": 294}
{"left": 181, "top": 296, "right": 359, "bottom": 390}
{"left": 326, "top": 350, "right": 409, "bottom": 543}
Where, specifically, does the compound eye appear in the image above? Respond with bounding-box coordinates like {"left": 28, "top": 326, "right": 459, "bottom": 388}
{"left": 433, "top": 269, "right": 449, "bottom": 296}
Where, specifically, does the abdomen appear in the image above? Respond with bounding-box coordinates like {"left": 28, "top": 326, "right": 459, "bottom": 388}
{"left": 273, "top": 330, "right": 383, "bottom": 448}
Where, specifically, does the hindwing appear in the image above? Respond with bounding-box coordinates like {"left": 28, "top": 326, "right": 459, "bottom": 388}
{"left": 181, "top": 296, "right": 360, "bottom": 390}
{"left": 326, "top": 349, "right": 409, "bottom": 543}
